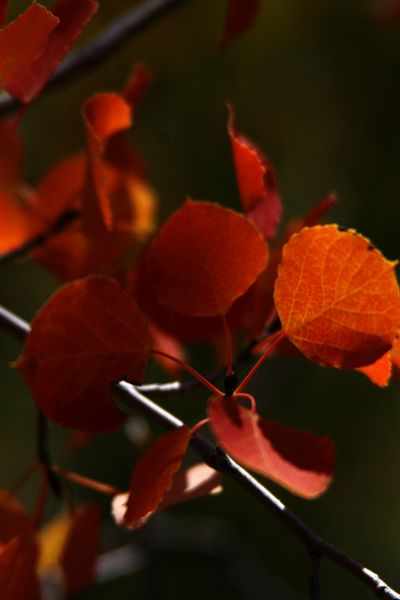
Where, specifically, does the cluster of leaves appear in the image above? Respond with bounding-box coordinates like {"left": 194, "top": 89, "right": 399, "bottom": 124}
{"left": 1, "top": 0, "right": 400, "bottom": 596}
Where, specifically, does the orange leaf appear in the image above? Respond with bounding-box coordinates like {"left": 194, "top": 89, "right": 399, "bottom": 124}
{"left": 0, "top": 534, "right": 40, "bottom": 600}
{"left": 274, "top": 225, "right": 400, "bottom": 369}
{"left": 0, "top": 4, "right": 59, "bottom": 91}
{"left": 82, "top": 93, "right": 132, "bottom": 234}
{"left": 148, "top": 200, "right": 268, "bottom": 317}
{"left": 15, "top": 277, "right": 151, "bottom": 432}
{"left": 356, "top": 351, "right": 392, "bottom": 387}
{"left": 220, "top": 0, "right": 261, "bottom": 50}
{"left": 0, "top": 492, "right": 32, "bottom": 544}
{"left": 228, "top": 105, "right": 281, "bottom": 240}
{"left": 123, "top": 426, "right": 191, "bottom": 529}
{"left": 7, "top": 0, "right": 98, "bottom": 103}
{"left": 209, "top": 395, "right": 335, "bottom": 498}
{"left": 60, "top": 505, "right": 101, "bottom": 594}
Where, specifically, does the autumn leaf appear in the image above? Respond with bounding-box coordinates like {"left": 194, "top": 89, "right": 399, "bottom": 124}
{"left": 122, "top": 426, "right": 192, "bottom": 529}
{"left": 82, "top": 92, "right": 132, "bottom": 235}
{"left": 228, "top": 104, "right": 281, "bottom": 240}
{"left": 220, "top": 0, "right": 261, "bottom": 50}
{"left": 7, "top": 0, "right": 98, "bottom": 104}
{"left": 60, "top": 505, "right": 101, "bottom": 593}
{"left": 0, "top": 4, "right": 59, "bottom": 91}
{"left": 113, "top": 462, "right": 222, "bottom": 528}
{"left": 356, "top": 352, "right": 392, "bottom": 387}
{"left": 0, "top": 491, "right": 32, "bottom": 544}
{"left": 0, "top": 534, "right": 41, "bottom": 600}
{"left": 274, "top": 225, "right": 400, "bottom": 369}
{"left": 147, "top": 199, "right": 268, "bottom": 317}
{"left": 122, "top": 62, "right": 153, "bottom": 108}
{"left": 209, "top": 395, "right": 335, "bottom": 498}
{"left": 16, "top": 277, "right": 151, "bottom": 431}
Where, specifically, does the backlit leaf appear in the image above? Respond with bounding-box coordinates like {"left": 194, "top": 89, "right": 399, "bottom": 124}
{"left": 0, "top": 4, "right": 58, "bottom": 91}
{"left": 16, "top": 277, "right": 151, "bottom": 431}
{"left": 357, "top": 352, "right": 392, "bottom": 387}
{"left": 7, "top": 0, "right": 98, "bottom": 103}
{"left": 113, "top": 462, "right": 222, "bottom": 528}
{"left": 82, "top": 92, "right": 132, "bottom": 234}
{"left": 274, "top": 225, "right": 400, "bottom": 369}
{"left": 148, "top": 200, "right": 268, "bottom": 317}
{"left": 209, "top": 395, "right": 335, "bottom": 498}
{"left": 220, "top": 0, "right": 261, "bottom": 50}
{"left": 228, "top": 105, "right": 281, "bottom": 240}
{"left": 123, "top": 426, "right": 191, "bottom": 529}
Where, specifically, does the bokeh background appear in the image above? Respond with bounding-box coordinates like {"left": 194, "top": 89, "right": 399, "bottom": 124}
{"left": 1, "top": 0, "right": 400, "bottom": 598}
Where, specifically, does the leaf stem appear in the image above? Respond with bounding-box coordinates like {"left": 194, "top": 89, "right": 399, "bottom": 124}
{"left": 152, "top": 349, "right": 223, "bottom": 396}
{"left": 236, "top": 330, "right": 286, "bottom": 393}
{"left": 54, "top": 466, "right": 122, "bottom": 496}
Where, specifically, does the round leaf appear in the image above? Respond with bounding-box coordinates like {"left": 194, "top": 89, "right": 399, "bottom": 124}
{"left": 274, "top": 225, "right": 400, "bottom": 369}
{"left": 16, "top": 277, "right": 151, "bottom": 431}
{"left": 148, "top": 200, "right": 268, "bottom": 317}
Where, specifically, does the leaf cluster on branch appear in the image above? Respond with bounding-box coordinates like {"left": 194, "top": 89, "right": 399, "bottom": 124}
{"left": 0, "top": 1, "right": 400, "bottom": 599}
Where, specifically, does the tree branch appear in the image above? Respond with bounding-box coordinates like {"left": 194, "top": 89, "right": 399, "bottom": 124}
{"left": 0, "top": 304, "right": 399, "bottom": 597}
{"left": 0, "top": 0, "right": 191, "bottom": 117}
{"left": 0, "top": 208, "right": 79, "bottom": 265}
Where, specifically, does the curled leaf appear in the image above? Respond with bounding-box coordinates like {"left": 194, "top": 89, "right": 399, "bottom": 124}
{"left": 209, "top": 395, "right": 335, "bottom": 498}
{"left": 122, "top": 426, "right": 192, "bottom": 529}
{"left": 228, "top": 105, "right": 281, "bottom": 240}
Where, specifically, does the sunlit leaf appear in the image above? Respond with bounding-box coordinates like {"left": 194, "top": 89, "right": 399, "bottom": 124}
{"left": 209, "top": 395, "right": 334, "bottom": 498}
{"left": 274, "top": 225, "right": 400, "bottom": 369}
{"left": 7, "top": 0, "right": 98, "bottom": 103}
{"left": 148, "top": 200, "right": 268, "bottom": 317}
{"left": 228, "top": 105, "right": 281, "bottom": 240}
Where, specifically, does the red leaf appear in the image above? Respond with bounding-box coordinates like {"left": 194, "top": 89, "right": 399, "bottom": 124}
{"left": 15, "top": 277, "right": 151, "bottom": 432}
{"left": 123, "top": 426, "right": 192, "bottom": 529}
{"left": 60, "top": 505, "right": 102, "bottom": 594}
{"left": 148, "top": 199, "right": 268, "bottom": 317}
{"left": 82, "top": 93, "right": 132, "bottom": 234}
{"left": 0, "top": 4, "right": 59, "bottom": 91}
{"left": 7, "top": 0, "right": 98, "bottom": 103}
{"left": 274, "top": 225, "right": 400, "bottom": 369}
{"left": 220, "top": 0, "right": 261, "bottom": 50}
{"left": 0, "top": 492, "right": 32, "bottom": 544}
{"left": 228, "top": 105, "right": 281, "bottom": 240}
{"left": 209, "top": 395, "right": 335, "bottom": 498}
{"left": 0, "top": 534, "right": 41, "bottom": 600}
{"left": 122, "top": 62, "right": 153, "bottom": 108}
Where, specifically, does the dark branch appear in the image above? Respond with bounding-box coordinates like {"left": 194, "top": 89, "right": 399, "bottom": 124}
{"left": 0, "top": 208, "right": 79, "bottom": 265}
{"left": 0, "top": 303, "right": 399, "bottom": 599}
{"left": 0, "top": 0, "right": 191, "bottom": 117}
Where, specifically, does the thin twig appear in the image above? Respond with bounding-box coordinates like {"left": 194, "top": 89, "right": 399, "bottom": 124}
{"left": 0, "top": 303, "right": 399, "bottom": 599}
{"left": 37, "top": 410, "right": 62, "bottom": 497}
{"left": 0, "top": 0, "right": 191, "bottom": 117}
{"left": 0, "top": 208, "right": 79, "bottom": 265}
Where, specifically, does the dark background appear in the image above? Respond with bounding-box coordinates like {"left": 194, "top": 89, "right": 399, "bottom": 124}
{"left": 1, "top": 0, "right": 400, "bottom": 598}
